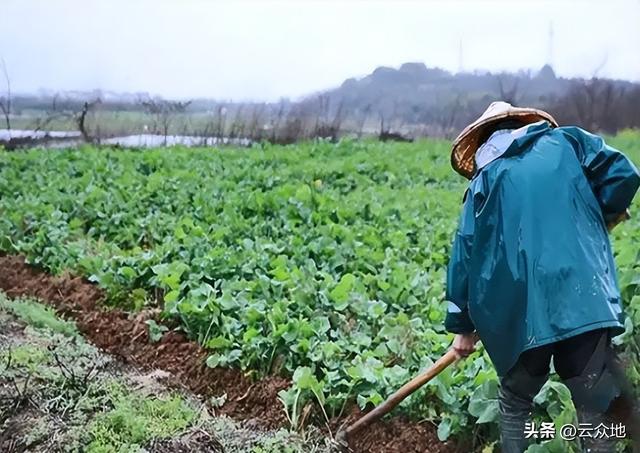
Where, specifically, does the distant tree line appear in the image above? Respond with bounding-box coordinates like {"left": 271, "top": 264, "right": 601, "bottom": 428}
{"left": 2, "top": 63, "right": 640, "bottom": 149}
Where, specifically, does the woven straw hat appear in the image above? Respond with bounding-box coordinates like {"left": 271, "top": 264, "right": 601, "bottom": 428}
{"left": 451, "top": 101, "right": 558, "bottom": 179}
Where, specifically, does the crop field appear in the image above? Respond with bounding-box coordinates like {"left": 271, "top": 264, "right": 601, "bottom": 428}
{"left": 0, "top": 132, "right": 639, "bottom": 452}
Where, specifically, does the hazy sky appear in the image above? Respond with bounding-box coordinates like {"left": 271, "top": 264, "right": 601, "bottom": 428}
{"left": 2, "top": 0, "right": 639, "bottom": 101}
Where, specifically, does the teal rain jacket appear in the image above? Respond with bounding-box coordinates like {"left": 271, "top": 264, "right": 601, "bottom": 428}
{"left": 444, "top": 121, "right": 640, "bottom": 376}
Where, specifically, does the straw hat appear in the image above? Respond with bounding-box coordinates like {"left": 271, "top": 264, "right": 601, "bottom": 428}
{"left": 451, "top": 101, "right": 558, "bottom": 179}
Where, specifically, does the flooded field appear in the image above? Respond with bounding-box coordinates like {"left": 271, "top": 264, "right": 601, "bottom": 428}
{"left": 0, "top": 129, "right": 81, "bottom": 140}
{"left": 0, "top": 129, "right": 252, "bottom": 149}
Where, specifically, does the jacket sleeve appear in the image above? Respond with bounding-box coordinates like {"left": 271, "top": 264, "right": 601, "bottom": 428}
{"left": 444, "top": 190, "right": 476, "bottom": 334}
{"left": 564, "top": 127, "right": 640, "bottom": 223}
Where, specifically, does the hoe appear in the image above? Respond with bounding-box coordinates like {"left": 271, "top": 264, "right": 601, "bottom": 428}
{"left": 335, "top": 348, "right": 459, "bottom": 451}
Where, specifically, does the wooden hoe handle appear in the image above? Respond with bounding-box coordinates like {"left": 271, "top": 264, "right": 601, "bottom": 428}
{"left": 337, "top": 348, "right": 459, "bottom": 444}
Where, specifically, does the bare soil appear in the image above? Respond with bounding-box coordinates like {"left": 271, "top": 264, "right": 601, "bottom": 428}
{"left": 0, "top": 254, "right": 454, "bottom": 453}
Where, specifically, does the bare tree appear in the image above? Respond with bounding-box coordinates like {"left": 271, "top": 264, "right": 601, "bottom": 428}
{"left": 314, "top": 95, "right": 330, "bottom": 137}
{"left": 356, "top": 104, "right": 372, "bottom": 138}
{"left": 37, "top": 96, "right": 101, "bottom": 143}
{"left": 329, "top": 99, "right": 344, "bottom": 140}
{"left": 271, "top": 100, "right": 287, "bottom": 143}
{"left": 140, "top": 98, "right": 192, "bottom": 143}
{"left": 229, "top": 105, "right": 245, "bottom": 138}
{"left": 247, "top": 103, "right": 266, "bottom": 141}
{"left": 379, "top": 111, "right": 387, "bottom": 137}
{"left": 378, "top": 108, "right": 412, "bottom": 142}
{"left": 31, "top": 93, "right": 73, "bottom": 133}
{"left": 206, "top": 104, "right": 227, "bottom": 139}
{"left": 76, "top": 99, "right": 102, "bottom": 143}
{"left": 435, "top": 93, "right": 464, "bottom": 139}
{"left": 279, "top": 106, "right": 304, "bottom": 144}
{"left": 549, "top": 52, "right": 626, "bottom": 133}
{"left": 554, "top": 78, "right": 624, "bottom": 133}
{"left": 303, "top": 95, "right": 345, "bottom": 141}
{"left": 0, "top": 58, "right": 11, "bottom": 132}
{"left": 496, "top": 74, "right": 520, "bottom": 105}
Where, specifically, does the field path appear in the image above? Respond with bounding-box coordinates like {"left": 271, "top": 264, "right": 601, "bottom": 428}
{"left": 0, "top": 254, "right": 455, "bottom": 453}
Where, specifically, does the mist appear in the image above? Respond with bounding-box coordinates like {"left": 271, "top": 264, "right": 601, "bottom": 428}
{"left": 2, "top": 0, "right": 639, "bottom": 101}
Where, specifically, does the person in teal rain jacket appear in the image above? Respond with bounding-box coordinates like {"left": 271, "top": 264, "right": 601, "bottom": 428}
{"left": 444, "top": 102, "right": 640, "bottom": 452}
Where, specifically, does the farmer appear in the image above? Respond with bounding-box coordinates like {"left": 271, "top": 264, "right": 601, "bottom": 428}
{"left": 444, "top": 102, "right": 640, "bottom": 452}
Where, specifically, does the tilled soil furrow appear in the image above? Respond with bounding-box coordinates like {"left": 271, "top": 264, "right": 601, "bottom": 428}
{"left": 0, "top": 254, "right": 453, "bottom": 453}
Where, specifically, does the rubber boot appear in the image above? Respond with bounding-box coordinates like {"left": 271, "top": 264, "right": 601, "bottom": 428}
{"left": 607, "top": 391, "right": 640, "bottom": 453}
{"left": 564, "top": 333, "right": 630, "bottom": 453}
{"left": 574, "top": 409, "right": 616, "bottom": 453}
{"left": 606, "top": 354, "right": 640, "bottom": 452}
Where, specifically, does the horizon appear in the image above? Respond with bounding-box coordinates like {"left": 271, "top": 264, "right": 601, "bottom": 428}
{"left": 2, "top": 0, "right": 639, "bottom": 102}
{"left": 7, "top": 62, "right": 636, "bottom": 103}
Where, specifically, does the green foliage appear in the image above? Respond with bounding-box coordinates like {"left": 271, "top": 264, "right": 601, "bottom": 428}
{"left": 208, "top": 416, "right": 327, "bottom": 453}
{"left": 145, "top": 319, "right": 168, "bottom": 343}
{"left": 0, "top": 298, "right": 116, "bottom": 451}
{"left": 1, "top": 343, "right": 48, "bottom": 369}
{"left": 86, "top": 384, "right": 196, "bottom": 452}
{"left": 278, "top": 366, "right": 330, "bottom": 430}
{"left": 0, "top": 133, "right": 638, "bottom": 446}
{"left": 0, "top": 293, "right": 78, "bottom": 337}
{"left": 0, "top": 295, "right": 328, "bottom": 452}
{"left": 468, "top": 380, "right": 500, "bottom": 424}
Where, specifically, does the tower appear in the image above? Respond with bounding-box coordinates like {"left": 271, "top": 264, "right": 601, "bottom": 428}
{"left": 547, "top": 21, "right": 554, "bottom": 68}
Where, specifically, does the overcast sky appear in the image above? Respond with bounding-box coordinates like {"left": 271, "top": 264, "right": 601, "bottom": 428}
{"left": 2, "top": 0, "right": 639, "bottom": 101}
